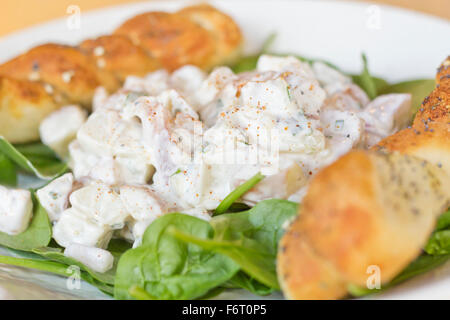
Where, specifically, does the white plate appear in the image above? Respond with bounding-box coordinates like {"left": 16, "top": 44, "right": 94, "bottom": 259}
{"left": 0, "top": 0, "right": 449, "bottom": 300}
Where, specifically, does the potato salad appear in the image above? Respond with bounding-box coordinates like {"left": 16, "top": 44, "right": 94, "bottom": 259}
{"left": 0, "top": 55, "right": 411, "bottom": 273}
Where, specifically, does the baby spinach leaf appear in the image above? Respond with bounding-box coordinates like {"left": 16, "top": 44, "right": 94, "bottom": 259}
{"left": 213, "top": 199, "right": 298, "bottom": 255}
{"left": 392, "top": 253, "right": 450, "bottom": 285}
{"left": 261, "top": 32, "right": 277, "bottom": 54}
{"left": 425, "top": 230, "right": 450, "bottom": 255}
{"left": 0, "top": 193, "right": 52, "bottom": 251}
{"left": 114, "top": 213, "right": 239, "bottom": 300}
{"left": 14, "top": 142, "right": 60, "bottom": 159}
{"left": 0, "top": 254, "right": 74, "bottom": 277}
{"left": 231, "top": 33, "right": 277, "bottom": 73}
{"left": 32, "top": 246, "right": 116, "bottom": 285}
{"left": 231, "top": 55, "right": 260, "bottom": 73}
{"left": 172, "top": 229, "right": 278, "bottom": 289}
{"left": 435, "top": 209, "right": 450, "bottom": 231}
{"left": 351, "top": 53, "right": 378, "bottom": 99}
{"left": 0, "top": 153, "right": 17, "bottom": 186}
{"left": 27, "top": 239, "right": 131, "bottom": 287}
{"left": 107, "top": 238, "right": 133, "bottom": 258}
{"left": 225, "top": 271, "right": 274, "bottom": 296}
{"left": 422, "top": 209, "right": 450, "bottom": 255}
{"left": 226, "top": 202, "right": 251, "bottom": 213}
{"left": 349, "top": 253, "right": 450, "bottom": 298}
{"left": 128, "top": 285, "right": 156, "bottom": 300}
{"left": 173, "top": 199, "right": 298, "bottom": 289}
{"left": 378, "top": 79, "right": 435, "bottom": 115}
{"left": 197, "top": 286, "right": 226, "bottom": 300}
{"left": 214, "top": 172, "right": 265, "bottom": 216}
{"left": 0, "top": 253, "right": 114, "bottom": 295}
{"left": 0, "top": 136, "right": 67, "bottom": 180}
{"left": 294, "top": 55, "right": 341, "bottom": 71}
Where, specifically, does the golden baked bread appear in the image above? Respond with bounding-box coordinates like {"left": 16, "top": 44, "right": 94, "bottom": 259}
{"left": 79, "top": 35, "right": 161, "bottom": 82}
{"left": 0, "top": 4, "right": 243, "bottom": 143}
{"left": 178, "top": 4, "right": 243, "bottom": 67}
{"left": 278, "top": 230, "right": 347, "bottom": 299}
{"left": 114, "top": 11, "right": 216, "bottom": 71}
{"left": 278, "top": 57, "right": 450, "bottom": 300}
{"left": 0, "top": 76, "right": 67, "bottom": 143}
{"left": 0, "top": 44, "right": 120, "bottom": 107}
{"left": 278, "top": 150, "right": 450, "bottom": 300}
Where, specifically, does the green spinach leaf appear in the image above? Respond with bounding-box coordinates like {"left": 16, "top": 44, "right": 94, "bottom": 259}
{"left": 0, "top": 253, "right": 114, "bottom": 295}
{"left": 348, "top": 253, "right": 450, "bottom": 297}
{"left": 214, "top": 172, "right": 264, "bottom": 216}
{"left": 14, "top": 142, "right": 60, "bottom": 159}
{"left": 379, "top": 79, "right": 435, "bottom": 115}
{"left": 32, "top": 246, "right": 116, "bottom": 285}
{"left": 173, "top": 199, "right": 298, "bottom": 289}
{"left": 423, "top": 209, "right": 450, "bottom": 255}
{"left": 351, "top": 53, "right": 378, "bottom": 99}
{"left": 0, "top": 153, "right": 17, "bottom": 186}
{"left": 224, "top": 271, "right": 273, "bottom": 296}
{"left": 435, "top": 209, "right": 450, "bottom": 231}
{"left": 425, "top": 231, "right": 450, "bottom": 255}
{"left": 114, "top": 213, "right": 239, "bottom": 300}
{"left": 0, "top": 137, "right": 67, "bottom": 180}
{"left": 231, "top": 33, "right": 277, "bottom": 73}
{"left": 0, "top": 193, "right": 52, "bottom": 251}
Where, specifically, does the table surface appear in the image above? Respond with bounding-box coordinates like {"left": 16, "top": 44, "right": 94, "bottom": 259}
{"left": 0, "top": 0, "right": 449, "bottom": 37}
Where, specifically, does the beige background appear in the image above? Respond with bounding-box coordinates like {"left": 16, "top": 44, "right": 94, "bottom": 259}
{"left": 0, "top": 0, "right": 449, "bottom": 37}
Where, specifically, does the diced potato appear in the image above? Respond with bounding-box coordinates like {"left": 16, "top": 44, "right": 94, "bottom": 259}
{"left": 64, "top": 244, "right": 114, "bottom": 273}
{"left": 69, "top": 183, "right": 129, "bottom": 228}
{"left": 119, "top": 185, "right": 166, "bottom": 221}
{"left": 39, "top": 105, "right": 87, "bottom": 158}
{"left": 36, "top": 173, "right": 74, "bottom": 222}
{"left": 53, "top": 208, "right": 112, "bottom": 248}
{"left": 0, "top": 186, "right": 33, "bottom": 235}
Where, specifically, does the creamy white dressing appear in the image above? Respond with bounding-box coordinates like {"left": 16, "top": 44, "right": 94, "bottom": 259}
{"left": 33, "top": 55, "right": 411, "bottom": 262}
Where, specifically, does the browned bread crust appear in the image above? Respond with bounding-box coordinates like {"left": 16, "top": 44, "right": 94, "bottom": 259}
{"left": 278, "top": 150, "right": 450, "bottom": 300}
{"left": 79, "top": 35, "right": 161, "bottom": 82}
{"left": 178, "top": 4, "right": 243, "bottom": 67}
{"left": 0, "top": 44, "right": 120, "bottom": 107}
{"left": 278, "top": 229, "right": 347, "bottom": 300}
{"left": 278, "top": 57, "right": 450, "bottom": 300}
{"left": 0, "top": 4, "right": 243, "bottom": 143}
{"left": 0, "top": 76, "right": 67, "bottom": 142}
{"left": 375, "top": 56, "right": 450, "bottom": 174}
{"left": 114, "top": 11, "right": 216, "bottom": 71}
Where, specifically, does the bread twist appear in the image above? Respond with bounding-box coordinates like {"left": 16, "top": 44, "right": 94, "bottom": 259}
{"left": 0, "top": 4, "right": 243, "bottom": 143}
{"left": 278, "top": 57, "right": 450, "bottom": 299}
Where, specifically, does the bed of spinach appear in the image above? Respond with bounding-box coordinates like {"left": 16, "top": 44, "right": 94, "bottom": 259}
{"left": 172, "top": 199, "right": 298, "bottom": 290}
{"left": 114, "top": 213, "right": 240, "bottom": 300}
{"left": 114, "top": 199, "right": 298, "bottom": 300}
